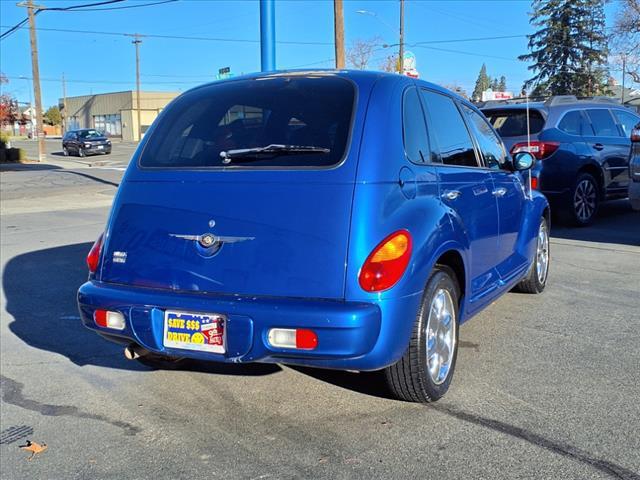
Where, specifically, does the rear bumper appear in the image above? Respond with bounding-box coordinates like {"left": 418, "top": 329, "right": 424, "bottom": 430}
{"left": 77, "top": 281, "right": 421, "bottom": 371}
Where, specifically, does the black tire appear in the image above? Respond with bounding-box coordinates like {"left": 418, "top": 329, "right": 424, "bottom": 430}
{"left": 515, "top": 216, "right": 550, "bottom": 294}
{"left": 62, "top": 146, "right": 68, "bottom": 156}
{"left": 78, "top": 147, "right": 85, "bottom": 158}
{"left": 569, "top": 172, "right": 599, "bottom": 226}
{"left": 384, "top": 265, "right": 460, "bottom": 403}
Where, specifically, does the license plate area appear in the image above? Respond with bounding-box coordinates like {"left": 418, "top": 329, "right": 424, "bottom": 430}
{"left": 163, "top": 310, "right": 225, "bottom": 353}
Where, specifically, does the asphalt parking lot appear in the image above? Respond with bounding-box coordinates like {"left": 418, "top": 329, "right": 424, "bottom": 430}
{"left": 1, "top": 161, "right": 639, "bottom": 479}
{"left": 10, "top": 138, "right": 136, "bottom": 169}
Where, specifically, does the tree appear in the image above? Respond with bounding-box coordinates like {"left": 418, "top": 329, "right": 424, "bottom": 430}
{"left": 609, "top": 0, "right": 640, "bottom": 84}
{"left": 472, "top": 64, "right": 491, "bottom": 101}
{"left": 0, "top": 94, "right": 20, "bottom": 127}
{"left": 519, "top": 0, "right": 610, "bottom": 97}
{"left": 379, "top": 55, "right": 399, "bottom": 73}
{"left": 498, "top": 76, "right": 507, "bottom": 92}
{"left": 44, "top": 105, "right": 61, "bottom": 126}
{"left": 490, "top": 78, "right": 500, "bottom": 91}
{"left": 346, "top": 37, "right": 380, "bottom": 70}
{"left": 440, "top": 84, "right": 469, "bottom": 99}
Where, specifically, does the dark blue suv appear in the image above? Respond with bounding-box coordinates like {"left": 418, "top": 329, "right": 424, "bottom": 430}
{"left": 482, "top": 96, "right": 640, "bottom": 225}
{"left": 78, "top": 71, "right": 549, "bottom": 403}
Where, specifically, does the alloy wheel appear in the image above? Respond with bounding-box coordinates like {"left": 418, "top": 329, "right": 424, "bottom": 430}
{"left": 536, "top": 221, "right": 549, "bottom": 284}
{"left": 574, "top": 178, "right": 597, "bottom": 222}
{"left": 425, "top": 288, "right": 456, "bottom": 385}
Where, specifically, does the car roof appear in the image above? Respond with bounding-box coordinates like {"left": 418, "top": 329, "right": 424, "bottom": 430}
{"left": 181, "top": 69, "right": 471, "bottom": 106}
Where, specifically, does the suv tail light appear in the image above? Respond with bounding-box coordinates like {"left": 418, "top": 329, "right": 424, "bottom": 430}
{"left": 511, "top": 141, "right": 560, "bottom": 160}
{"left": 87, "top": 233, "right": 104, "bottom": 273}
{"left": 359, "top": 230, "right": 412, "bottom": 292}
{"left": 631, "top": 125, "right": 640, "bottom": 142}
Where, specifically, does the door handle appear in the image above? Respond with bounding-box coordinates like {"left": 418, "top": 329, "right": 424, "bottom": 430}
{"left": 442, "top": 190, "right": 461, "bottom": 201}
{"left": 593, "top": 143, "right": 604, "bottom": 151}
{"left": 492, "top": 187, "right": 507, "bottom": 197}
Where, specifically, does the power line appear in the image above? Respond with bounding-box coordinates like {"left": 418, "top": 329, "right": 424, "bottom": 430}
{"left": 43, "top": 0, "right": 177, "bottom": 11}
{"left": 0, "top": 24, "right": 334, "bottom": 45}
{"left": 42, "top": 0, "right": 124, "bottom": 11}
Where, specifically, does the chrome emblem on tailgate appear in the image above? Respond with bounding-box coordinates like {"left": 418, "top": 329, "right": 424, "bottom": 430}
{"left": 169, "top": 233, "right": 255, "bottom": 249}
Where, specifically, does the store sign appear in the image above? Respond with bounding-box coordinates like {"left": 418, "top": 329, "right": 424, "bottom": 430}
{"left": 403, "top": 51, "right": 419, "bottom": 79}
{"left": 482, "top": 90, "right": 514, "bottom": 101}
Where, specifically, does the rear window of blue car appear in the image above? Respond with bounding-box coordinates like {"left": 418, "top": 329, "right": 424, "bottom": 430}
{"left": 482, "top": 108, "right": 545, "bottom": 137}
{"left": 139, "top": 75, "right": 355, "bottom": 168}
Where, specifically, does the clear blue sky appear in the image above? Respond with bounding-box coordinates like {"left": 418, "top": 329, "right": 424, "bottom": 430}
{"left": 0, "top": 0, "right": 622, "bottom": 108}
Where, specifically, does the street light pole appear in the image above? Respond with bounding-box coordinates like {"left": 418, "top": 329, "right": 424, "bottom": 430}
{"left": 260, "top": 0, "right": 276, "bottom": 71}
{"left": 398, "top": 0, "right": 404, "bottom": 74}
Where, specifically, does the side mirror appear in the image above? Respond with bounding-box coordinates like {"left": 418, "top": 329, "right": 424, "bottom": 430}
{"left": 513, "top": 152, "right": 535, "bottom": 171}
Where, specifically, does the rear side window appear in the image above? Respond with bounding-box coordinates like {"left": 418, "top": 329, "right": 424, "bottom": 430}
{"left": 482, "top": 109, "right": 545, "bottom": 137}
{"left": 613, "top": 110, "right": 640, "bottom": 137}
{"left": 558, "top": 111, "right": 594, "bottom": 136}
{"left": 402, "top": 87, "right": 430, "bottom": 163}
{"left": 421, "top": 90, "right": 478, "bottom": 167}
{"left": 139, "top": 76, "right": 355, "bottom": 168}
{"left": 461, "top": 104, "right": 507, "bottom": 169}
{"left": 586, "top": 109, "right": 620, "bottom": 137}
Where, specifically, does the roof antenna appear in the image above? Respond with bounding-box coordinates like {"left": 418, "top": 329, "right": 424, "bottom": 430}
{"left": 525, "top": 90, "right": 533, "bottom": 200}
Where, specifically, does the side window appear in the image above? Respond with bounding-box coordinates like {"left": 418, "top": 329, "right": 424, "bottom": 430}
{"left": 586, "top": 109, "right": 621, "bottom": 137}
{"left": 612, "top": 110, "right": 640, "bottom": 137}
{"left": 558, "top": 111, "right": 593, "bottom": 136}
{"left": 402, "top": 87, "right": 430, "bottom": 163}
{"left": 460, "top": 104, "right": 507, "bottom": 169}
{"left": 420, "top": 89, "right": 479, "bottom": 167}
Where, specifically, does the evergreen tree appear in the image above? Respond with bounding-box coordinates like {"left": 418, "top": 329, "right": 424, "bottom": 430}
{"left": 498, "top": 76, "right": 507, "bottom": 92}
{"left": 519, "top": 0, "right": 609, "bottom": 97}
{"left": 472, "top": 64, "right": 491, "bottom": 101}
{"left": 490, "top": 78, "right": 500, "bottom": 91}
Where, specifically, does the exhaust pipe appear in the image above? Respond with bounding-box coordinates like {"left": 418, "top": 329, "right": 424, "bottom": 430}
{"left": 124, "top": 344, "right": 150, "bottom": 360}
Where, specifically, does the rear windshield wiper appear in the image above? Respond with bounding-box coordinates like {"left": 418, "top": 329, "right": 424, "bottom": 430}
{"left": 220, "top": 144, "right": 330, "bottom": 164}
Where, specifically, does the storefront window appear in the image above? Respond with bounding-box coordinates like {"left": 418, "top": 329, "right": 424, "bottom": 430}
{"left": 93, "top": 114, "right": 122, "bottom": 136}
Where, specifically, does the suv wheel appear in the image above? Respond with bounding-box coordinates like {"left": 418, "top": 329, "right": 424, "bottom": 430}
{"left": 385, "top": 265, "right": 459, "bottom": 403}
{"left": 62, "top": 146, "right": 68, "bottom": 156}
{"left": 515, "top": 216, "right": 550, "bottom": 294}
{"left": 571, "top": 173, "right": 598, "bottom": 226}
{"left": 78, "top": 147, "right": 85, "bottom": 158}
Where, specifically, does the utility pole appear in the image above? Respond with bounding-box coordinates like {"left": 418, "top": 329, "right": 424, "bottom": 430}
{"left": 398, "top": 0, "right": 404, "bottom": 74}
{"left": 333, "top": 0, "right": 345, "bottom": 69}
{"left": 18, "top": 0, "right": 45, "bottom": 161}
{"left": 132, "top": 34, "right": 142, "bottom": 141}
{"left": 62, "top": 72, "right": 67, "bottom": 135}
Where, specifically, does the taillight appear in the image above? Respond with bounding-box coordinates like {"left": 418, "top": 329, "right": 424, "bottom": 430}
{"left": 511, "top": 141, "right": 560, "bottom": 160}
{"left": 631, "top": 126, "right": 640, "bottom": 142}
{"left": 531, "top": 176, "right": 539, "bottom": 190}
{"left": 359, "top": 230, "right": 412, "bottom": 292}
{"left": 87, "top": 233, "right": 104, "bottom": 273}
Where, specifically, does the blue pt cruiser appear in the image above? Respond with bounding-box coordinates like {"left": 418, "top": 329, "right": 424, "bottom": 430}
{"left": 78, "top": 70, "right": 550, "bottom": 402}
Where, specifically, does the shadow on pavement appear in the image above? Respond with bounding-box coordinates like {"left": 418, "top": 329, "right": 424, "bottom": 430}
{"left": 551, "top": 199, "right": 640, "bottom": 247}
{"left": 3, "top": 242, "right": 279, "bottom": 376}
{"left": 291, "top": 366, "right": 395, "bottom": 400}
{"left": 0, "top": 163, "right": 61, "bottom": 172}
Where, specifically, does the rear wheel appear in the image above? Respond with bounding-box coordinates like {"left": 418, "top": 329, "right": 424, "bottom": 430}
{"left": 570, "top": 173, "right": 599, "bottom": 226}
{"left": 384, "top": 266, "right": 460, "bottom": 403}
{"left": 515, "top": 216, "right": 549, "bottom": 294}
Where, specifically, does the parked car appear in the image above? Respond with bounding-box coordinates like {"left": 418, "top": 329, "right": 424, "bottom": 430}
{"left": 481, "top": 97, "right": 640, "bottom": 225}
{"left": 62, "top": 129, "right": 111, "bottom": 157}
{"left": 629, "top": 123, "right": 640, "bottom": 211}
{"left": 77, "top": 71, "right": 549, "bottom": 403}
